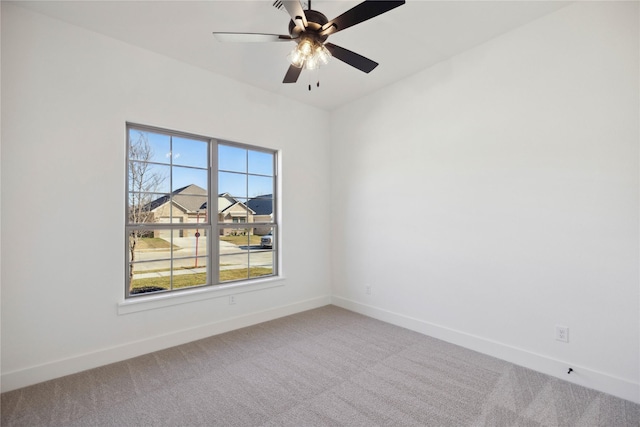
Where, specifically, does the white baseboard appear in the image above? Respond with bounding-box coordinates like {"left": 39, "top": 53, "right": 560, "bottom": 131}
{"left": 331, "top": 295, "right": 640, "bottom": 404}
{"left": 1, "top": 295, "right": 331, "bottom": 393}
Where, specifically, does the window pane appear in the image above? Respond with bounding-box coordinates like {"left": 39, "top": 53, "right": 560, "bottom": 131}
{"left": 128, "top": 229, "right": 172, "bottom": 265}
{"left": 234, "top": 198, "right": 249, "bottom": 216}
{"left": 219, "top": 171, "right": 247, "bottom": 198}
{"left": 172, "top": 258, "right": 207, "bottom": 290}
{"left": 219, "top": 232, "right": 250, "bottom": 282}
{"left": 186, "top": 210, "right": 209, "bottom": 225}
{"left": 173, "top": 228, "right": 208, "bottom": 261}
{"left": 219, "top": 254, "right": 249, "bottom": 283}
{"left": 127, "top": 227, "right": 209, "bottom": 294}
{"left": 247, "top": 196, "right": 274, "bottom": 225}
{"left": 218, "top": 145, "right": 246, "bottom": 173}
{"left": 248, "top": 150, "right": 273, "bottom": 176}
{"left": 129, "top": 259, "right": 171, "bottom": 295}
{"left": 172, "top": 137, "right": 208, "bottom": 168}
{"left": 172, "top": 166, "right": 208, "bottom": 193}
{"left": 137, "top": 170, "right": 206, "bottom": 224}
{"left": 256, "top": 227, "right": 275, "bottom": 276}
{"left": 128, "top": 192, "right": 168, "bottom": 224}
{"left": 158, "top": 214, "right": 183, "bottom": 225}
{"left": 220, "top": 202, "right": 249, "bottom": 228}
{"left": 127, "top": 227, "right": 175, "bottom": 295}
{"left": 128, "top": 162, "right": 170, "bottom": 194}
{"left": 248, "top": 175, "right": 273, "bottom": 199}
{"left": 219, "top": 229, "right": 252, "bottom": 245}
{"left": 129, "top": 130, "right": 171, "bottom": 165}
{"left": 217, "top": 194, "right": 233, "bottom": 223}
{"left": 257, "top": 226, "right": 275, "bottom": 249}
{"left": 249, "top": 248, "right": 274, "bottom": 278}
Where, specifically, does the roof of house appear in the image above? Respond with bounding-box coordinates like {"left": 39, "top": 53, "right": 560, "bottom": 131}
{"left": 218, "top": 192, "right": 255, "bottom": 215}
{"left": 216, "top": 193, "right": 236, "bottom": 212}
{"left": 148, "top": 184, "right": 208, "bottom": 213}
{"left": 147, "top": 186, "right": 269, "bottom": 216}
{"left": 246, "top": 194, "right": 273, "bottom": 216}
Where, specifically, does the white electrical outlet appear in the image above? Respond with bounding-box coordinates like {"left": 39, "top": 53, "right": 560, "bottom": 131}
{"left": 365, "top": 285, "right": 371, "bottom": 295}
{"left": 555, "top": 325, "right": 569, "bottom": 343}
{"left": 229, "top": 295, "right": 236, "bottom": 305}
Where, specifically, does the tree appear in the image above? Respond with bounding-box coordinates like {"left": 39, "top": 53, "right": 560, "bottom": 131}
{"left": 128, "top": 132, "right": 166, "bottom": 291}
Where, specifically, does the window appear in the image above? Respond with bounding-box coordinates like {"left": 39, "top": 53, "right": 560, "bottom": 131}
{"left": 126, "top": 124, "right": 277, "bottom": 298}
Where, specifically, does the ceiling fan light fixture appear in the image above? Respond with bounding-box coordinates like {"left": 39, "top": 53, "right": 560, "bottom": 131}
{"left": 315, "top": 44, "right": 331, "bottom": 66}
{"left": 288, "top": 48, "right": 306, "bottom": 68}
{"left": 305, "top": 55, "right": 320, "bottom": 70}
{"left": 288, "top": 36, "right": 331, "bottom": 70}
{"left": 213, "top": 0, "right": 406, "bottom": 84}
{"left": 298, "top": 38, "right": 314, "bottom": 56}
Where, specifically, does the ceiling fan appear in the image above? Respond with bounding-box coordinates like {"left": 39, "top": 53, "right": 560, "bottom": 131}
{"left": 212, "top": 0, "right": 405, "bottom": 86}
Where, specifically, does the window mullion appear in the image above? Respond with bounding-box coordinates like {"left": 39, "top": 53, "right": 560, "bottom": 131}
{"left": 210, "top": 139, "right": 218, "bottom": 285}
{"left": 169, "top": 135, "right": 174, "bottom": 291}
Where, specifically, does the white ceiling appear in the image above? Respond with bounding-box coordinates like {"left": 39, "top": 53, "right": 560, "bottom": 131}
{"left": 11, "top": 0, "right": 570, "bottom": 111}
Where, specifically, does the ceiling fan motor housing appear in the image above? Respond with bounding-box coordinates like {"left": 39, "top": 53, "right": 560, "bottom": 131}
{"left": 288, "top": 9, "right": 330, "bottom": 45}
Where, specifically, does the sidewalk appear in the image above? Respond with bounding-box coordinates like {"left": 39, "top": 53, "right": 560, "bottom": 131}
{"left": 133, "top": 264, "right": 244, "bottom": 279}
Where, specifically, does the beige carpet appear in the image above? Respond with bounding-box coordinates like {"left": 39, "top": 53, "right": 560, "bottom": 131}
{"left": 2, "top": 305, "right": 638, "bottom": 426}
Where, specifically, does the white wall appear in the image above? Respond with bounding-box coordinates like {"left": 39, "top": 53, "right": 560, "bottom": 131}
{"left": 3, "top": 0, "right": 639, "bottom": 404}
{"left": 330, "top": 1, "right": 639, "bottom": 403}
{"left": 1, "top": 3, "right": 331, "bottom": 391}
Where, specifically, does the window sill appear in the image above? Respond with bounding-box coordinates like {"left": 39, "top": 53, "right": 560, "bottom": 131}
{"left": 117, "top": 276, "right": 286, "bottom": 315}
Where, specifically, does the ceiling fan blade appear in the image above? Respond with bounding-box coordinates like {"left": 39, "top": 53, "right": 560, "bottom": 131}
{"left": 282, "top": 0, "right": 308, "bottom": 32}
{"left": 321, "top": 1, "right": 405, "bottom": 36}
{"left": 212, "top": 32, "right": 294, "bottom": 42}
{"left": 283, "top": 64, "right": 303, "bottom": 83}
{"left": 325, "top": 43, "right": 378, "bottom": 73}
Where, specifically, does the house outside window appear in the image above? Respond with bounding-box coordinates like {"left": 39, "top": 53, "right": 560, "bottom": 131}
{"left": 126, "top": 124, "right": 277, "bottom": 297}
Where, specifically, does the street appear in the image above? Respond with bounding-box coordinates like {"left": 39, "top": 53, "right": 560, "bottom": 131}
{"left": 131, "top": 236, "right": 274, "bottom": 273}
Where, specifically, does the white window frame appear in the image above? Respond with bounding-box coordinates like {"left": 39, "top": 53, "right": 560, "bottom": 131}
{"left": 124, "top": 123, "right": 279, "bottom": 302}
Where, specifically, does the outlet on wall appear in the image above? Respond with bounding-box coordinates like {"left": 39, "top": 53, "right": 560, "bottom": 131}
{"left": 365, "top": 285, "right": 371, "bottom": 295}
{"left": 555, "top": 325, "right": 569, "bottom": 343}
{"left": 229, "top": 295, "right": 236, "bottom": 305}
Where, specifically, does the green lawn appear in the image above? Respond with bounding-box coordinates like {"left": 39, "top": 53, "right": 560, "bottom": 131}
{"left": 135, "top": 237, "right": 178, "bottom": 250}
{"left": 219, "top": 235, "right": 263, "bottom": 246}
{"left": 130, "top": 267, "right": 273, "bottom": 292}
{"left": 130, "top": 234, "right": 272, "bottom": 294}
{"left": 136, "top": 235, "right": 265, "bottom": 249}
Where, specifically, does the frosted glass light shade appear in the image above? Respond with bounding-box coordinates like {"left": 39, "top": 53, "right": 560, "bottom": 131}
{"left": 288, "top": 38, "right": 332, "bottom": 70}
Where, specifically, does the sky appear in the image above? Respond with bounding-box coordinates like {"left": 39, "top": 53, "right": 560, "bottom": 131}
{"left": 129, "top": 128, "right": 274, "bottom": 200}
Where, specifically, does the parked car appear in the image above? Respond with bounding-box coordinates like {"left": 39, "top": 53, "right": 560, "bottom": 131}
{"left": 260, "top": 232, "right": 273, "bottom": 249}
